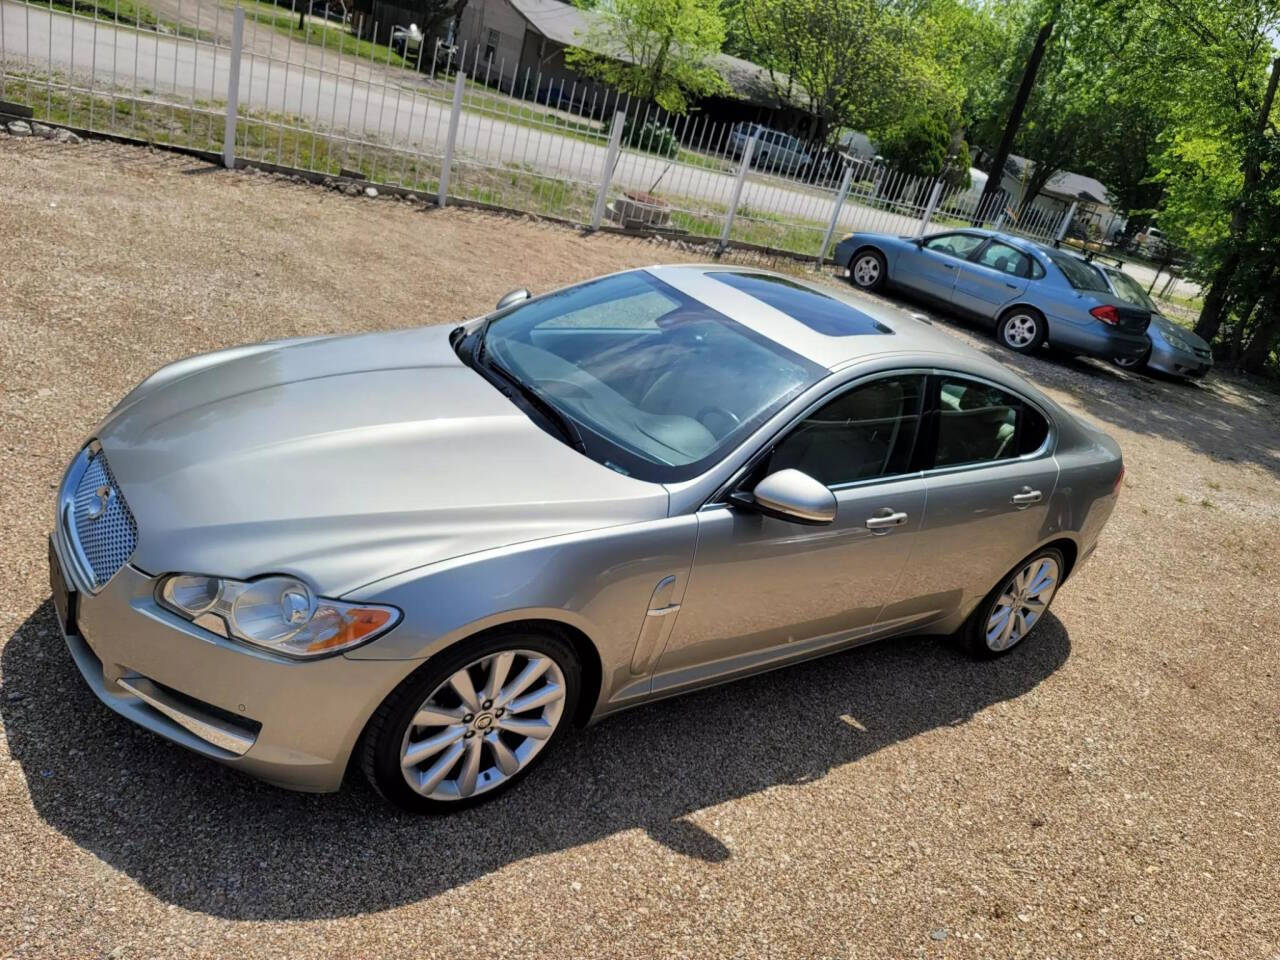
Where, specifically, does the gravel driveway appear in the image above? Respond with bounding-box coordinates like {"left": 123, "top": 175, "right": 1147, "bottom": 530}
{"left": 2, "top": 135, "right": 1278, "bottom": 960}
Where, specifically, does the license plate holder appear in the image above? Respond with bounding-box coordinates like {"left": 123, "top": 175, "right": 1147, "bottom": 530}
{"left": 48, "top": 539, "right": 78, "bottom": 635}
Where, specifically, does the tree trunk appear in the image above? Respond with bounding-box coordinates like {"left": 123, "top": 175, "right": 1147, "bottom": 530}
{"left": 1195, "top": 56, "right": 1280, "bottom": 342}
{"left": 975, "top": 18, "right": 1055, "bottom": 225}
{"left": 1240, "top": 303, "right": 1280, "bottom": 373}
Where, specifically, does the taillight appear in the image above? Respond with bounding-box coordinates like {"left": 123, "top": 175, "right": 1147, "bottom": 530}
{"left": 1090, "top": 305, "right": 1120, "bottom": 325}
{"left": 1112, "top": 464, "right": 1125, "bottom": 494}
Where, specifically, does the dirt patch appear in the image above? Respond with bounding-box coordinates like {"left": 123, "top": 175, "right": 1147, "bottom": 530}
{"left": 2, "top": 135, "right": 1279, "bottom": 959}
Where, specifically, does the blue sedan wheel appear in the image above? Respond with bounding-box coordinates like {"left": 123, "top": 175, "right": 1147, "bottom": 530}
{"left": 848, "top": 250, "right": 886, "bottom": 291}
{"left": 998, "top": 308, "right": 1046, "bottom": 354}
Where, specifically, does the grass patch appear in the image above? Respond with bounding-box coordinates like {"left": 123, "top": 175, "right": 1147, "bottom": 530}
{"left": 228, "top": 0, "right": 407, "bottom": 68}
{"left": 44, "top": 0, "right": 212, "bottom": 40}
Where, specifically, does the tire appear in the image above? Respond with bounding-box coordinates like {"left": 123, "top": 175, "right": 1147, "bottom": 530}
{"left": 848, "top": 249, "right": 886, "bottom": 291}
{"left": 361, "top": 628, "right": 581, "bottom": 813}
{"left": 1111, "top": 346, "right": 1150, "bottom": 371}
{"left": 961, "top": 547, "right": 1064, "bottom": 659}
{"left": 997, "top": 307, "right": 1046, "bottom": 354}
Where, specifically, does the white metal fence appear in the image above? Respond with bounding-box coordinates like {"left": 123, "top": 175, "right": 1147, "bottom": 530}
{"left": 0, "top": 0, "right": 1076, "bottom": 262}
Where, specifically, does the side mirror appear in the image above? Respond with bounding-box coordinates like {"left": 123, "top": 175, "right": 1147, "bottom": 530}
{"left": 496, "top": 288, "right": 531, "bottom": 310}
{"left": 730, "top": 469, "right": 837, "bottom": 525}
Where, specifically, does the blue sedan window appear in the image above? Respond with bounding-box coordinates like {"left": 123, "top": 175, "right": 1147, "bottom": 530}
{"left": 710, "top": 272, "right": 891, "bottom": 337}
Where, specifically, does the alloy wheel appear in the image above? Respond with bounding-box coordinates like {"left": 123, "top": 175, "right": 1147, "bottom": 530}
{"left": 851, "top": 254, "right": 881, "bottom": 287}
{"left": 985, "top": 556, "right": 1060, "bottom": 652}
{"left": 399, "top": 649, "right": 567, "bottom": 801}
{"left": 1002, "top": 313, "right": 1040, "bottom": 349}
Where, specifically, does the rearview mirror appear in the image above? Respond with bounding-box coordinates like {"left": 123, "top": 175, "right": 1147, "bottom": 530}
{"left": 496, "top": 288, "right": 531, "bottom": 310}
{"left": 731, "top": 469, "right": 837, "bottom": 525}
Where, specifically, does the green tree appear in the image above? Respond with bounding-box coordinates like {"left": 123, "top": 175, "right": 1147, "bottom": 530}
{"left": 737, "top": 0, "right": 945, "bottom": 144}
{"left": 565, "top": 0, "right": 728, "bottom": 114}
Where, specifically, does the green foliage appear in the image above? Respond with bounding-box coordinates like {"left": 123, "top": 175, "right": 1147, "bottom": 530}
{"left": 616, "top": 114, "right": 680, "bottom": 156}
{"left": 877, "top": 113, "right": 950, "bottom": 178}
{"left": 565, "top": 0, "right": 728, "bottom": 114}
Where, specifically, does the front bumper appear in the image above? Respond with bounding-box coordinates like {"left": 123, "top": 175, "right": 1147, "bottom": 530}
{"left": 49, "top": 535, "right": 413, "bottom": 792}
{"left": 1148, "top": 339, "right": 1212, "bottom": 378}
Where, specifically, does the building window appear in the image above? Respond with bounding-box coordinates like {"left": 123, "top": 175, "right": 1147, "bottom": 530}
{"left": 485, "top": 29, "right": 499, "bottom": 61}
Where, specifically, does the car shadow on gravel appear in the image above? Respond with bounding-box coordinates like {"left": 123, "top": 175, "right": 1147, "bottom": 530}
{"left": 3, "top": 600, "right": 1069, "bottom": 920}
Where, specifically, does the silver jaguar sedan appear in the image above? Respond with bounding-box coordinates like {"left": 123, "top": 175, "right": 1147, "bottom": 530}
{"left": 49, "top": 266, "right": 1123, "bottom": 812}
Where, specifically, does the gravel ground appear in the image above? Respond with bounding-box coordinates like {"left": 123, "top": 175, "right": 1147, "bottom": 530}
{"left": 2, "top": 134, "right": 1279, "bottom": 960}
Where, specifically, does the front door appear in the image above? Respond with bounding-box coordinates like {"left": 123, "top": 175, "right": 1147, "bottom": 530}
{"left": 653, "top": 373, "right": 929, "bottom": 696}
{"left": 898, "top": 232, "right": 987, "bottom": 302}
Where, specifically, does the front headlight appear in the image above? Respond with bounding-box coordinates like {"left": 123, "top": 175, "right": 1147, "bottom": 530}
{"left": 158, "top": 574, "right": 399, "bottom": 658}
{"left": 1165, "top": 330, "right": 1192, "bottom": 352}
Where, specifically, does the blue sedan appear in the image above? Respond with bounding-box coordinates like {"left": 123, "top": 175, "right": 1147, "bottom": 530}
{"left": 833, "top": 229, "right": 1151, "bottom": 363}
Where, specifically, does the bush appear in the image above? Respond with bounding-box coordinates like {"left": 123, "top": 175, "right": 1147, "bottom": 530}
{"left": 615, "top": 115, "right": 679, "bottom": 158}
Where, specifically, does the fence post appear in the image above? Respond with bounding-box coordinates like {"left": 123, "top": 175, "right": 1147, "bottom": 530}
{"left": 1054, "top": 200, "right": 1078, "bottom": 243}
{"left": 917, "top": 180, "right": 945, "bottom": 238}
{"left": 437, "top": 72, "right": 466, "bottom": 208}
{"left": 719, "top": 135, "right": 757, "bottom": 253}
{"left": 222, "top": 5, "right": 245, "bottom": 170}
{"left": 590, "top": 111, "right": 626, "bottom": 229}
{"left": 816, "top": 166, "right": 854, "bottom": 270}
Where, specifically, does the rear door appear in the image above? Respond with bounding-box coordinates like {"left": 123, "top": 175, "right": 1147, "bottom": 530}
{"left": 897, "top": 232, "right": 986, "bottom": 302}
{"left": 951, "top": 240, "right": 1033, "bottom": 318}
{"left": 888, "top": 373, "right": 1059, "bottom": 630}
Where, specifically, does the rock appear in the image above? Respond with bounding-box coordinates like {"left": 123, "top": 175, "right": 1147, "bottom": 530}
{"left": 6, "top": 119, "right": 32, "bottom": 136}
{"left": 342, "top": 183, "right": 360, "bottom": 196}
{"left": 32, "top": 122, "right": 54, "bottom": 137}
{"left": 53, "top": 128, "right": 82, "bottom": 144}
{"left": 364, "top": 186, "right": 378, "bottom": 198}
{"left": 929, "top": 929, "right": 947, "bottom": 942}
{"left": 406, "top": 193, "right": 418, "bottom": 203}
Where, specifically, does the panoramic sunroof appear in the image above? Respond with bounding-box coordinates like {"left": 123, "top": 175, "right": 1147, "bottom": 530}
{"left": 710, "top": 272, "right": 893, "bottom": 337}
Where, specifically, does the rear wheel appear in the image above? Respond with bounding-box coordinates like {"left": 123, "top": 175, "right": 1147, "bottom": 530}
{"left": 362, "top": 629, "right": 580, "bottom": 813}
{"left": 848, "top": 250, "right": 886, "bottom": 291}
{"left": 997, "top": 307, "right": 1046, "bottom": 354}
{"left": 962, "top": 547, "right": 1064, "bottom": 659}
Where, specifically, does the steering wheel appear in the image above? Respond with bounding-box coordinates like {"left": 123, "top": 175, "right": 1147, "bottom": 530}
{"left": 695, "top": 405, "right": 741, "bottom": 437}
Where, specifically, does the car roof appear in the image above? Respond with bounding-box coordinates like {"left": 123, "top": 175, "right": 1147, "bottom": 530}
{"left": 645, "top": 265, "right": 1018, "bottom": 379}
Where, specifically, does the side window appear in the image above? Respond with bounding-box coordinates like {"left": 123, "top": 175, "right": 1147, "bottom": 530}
{"left": 766, "top": 375, "right": 925, "bottom": 487}
{"left": 974, "top": 241, "right": 1031, "bottom": 278}
{"left": 934, "top": 377, "right": 1049, "bottom": 468}
{"left": 923, "top": 233, "right": 985, "bottom": 260}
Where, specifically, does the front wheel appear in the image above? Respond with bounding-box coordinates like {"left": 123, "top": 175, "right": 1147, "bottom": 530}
{"left": 962, "top": 548, "right": 1064, "bottom": 659}
{"left": 361, "top": 630, "right": 581, "bottom": 813}
{"left": 848, "top": 250, "right": 886, "bottom": 291}
{"left": 997, "top": 308, "right": 1046, "bottom": 354}
{"left": 1111, "top": 347, "right": 1149, "bottom": 371}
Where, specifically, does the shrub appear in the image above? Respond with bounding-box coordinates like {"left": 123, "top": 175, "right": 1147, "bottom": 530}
{"left": 616, "top": 115, "right": 679, "bottom": 158}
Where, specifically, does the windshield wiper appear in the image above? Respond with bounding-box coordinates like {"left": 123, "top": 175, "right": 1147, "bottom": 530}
{"left": 480, "top": 349, "right": 589, "bottom": 455}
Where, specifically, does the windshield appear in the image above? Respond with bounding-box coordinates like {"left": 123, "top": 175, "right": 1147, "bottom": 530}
{"left": 1103, "top": 267, "right": 1156, "bottom": 310}
{"left": 472, "top": 271, "right": 825, "bottom": 482}
{"left": 1045, "top": 251, "right": 1109, "bottom": 292}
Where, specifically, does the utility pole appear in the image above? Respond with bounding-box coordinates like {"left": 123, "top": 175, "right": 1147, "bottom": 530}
{"left": 975, "top": 17, "right": 1056, "bottom": 223}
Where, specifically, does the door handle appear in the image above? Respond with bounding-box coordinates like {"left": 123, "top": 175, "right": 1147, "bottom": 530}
{"left": 1005, "top": 282, "right": 1020, "bottom": 289}
{"left": 1011, "top": 487, "right": 1042, "bottom": 508}
{"left": 866, "top": 508, "right": 909, "bottom": 533}
{"left": 941, "top": 262, "right": 955, "bottom": 269}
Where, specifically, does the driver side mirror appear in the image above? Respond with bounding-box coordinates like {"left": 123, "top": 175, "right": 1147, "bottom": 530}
{"left": 496, "top": 288, "right": 531, "bottom": 310}
{"left": 730, "top": 469, "right": 837, "bottom": 525}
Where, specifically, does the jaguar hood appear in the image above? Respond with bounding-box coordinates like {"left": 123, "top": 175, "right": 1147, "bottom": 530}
{"left": 95, "top": 325, "right": 667, "bottom": 595}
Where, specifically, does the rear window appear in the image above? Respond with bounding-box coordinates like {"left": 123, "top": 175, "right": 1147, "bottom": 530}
{"left": 710, "top": 272, "right": 892, "bottom": 337}
{"left": 1045, "top": 251, "right": 1109, "bottom": 292}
